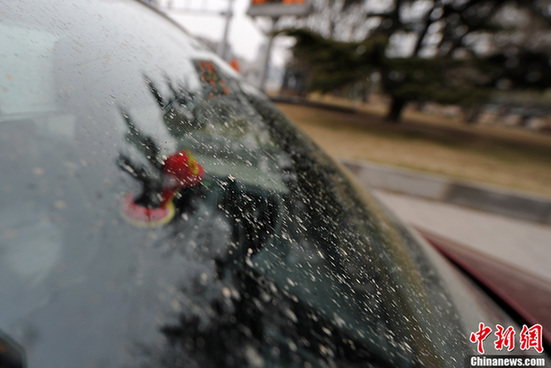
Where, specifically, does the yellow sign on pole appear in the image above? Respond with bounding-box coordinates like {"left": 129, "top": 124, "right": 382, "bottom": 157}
{"left": 247, "top": 0, "right": 311, "bottom": 17}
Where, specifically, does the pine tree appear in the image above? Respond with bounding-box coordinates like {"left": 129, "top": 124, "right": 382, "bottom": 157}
{"left": 284, "top": 0, "right": 551, "bottom": 122}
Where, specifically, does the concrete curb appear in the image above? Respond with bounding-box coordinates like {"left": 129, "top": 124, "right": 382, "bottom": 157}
{"left": 270, "top": 96, "right": 357, "bottom": 114}
{"left": 341, "top": 159, "right": 551, "bottom": 225}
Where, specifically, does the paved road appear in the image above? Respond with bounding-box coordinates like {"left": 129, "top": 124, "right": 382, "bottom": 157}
{"left": 374, "top": 190, "right": 551, "bottom": 282}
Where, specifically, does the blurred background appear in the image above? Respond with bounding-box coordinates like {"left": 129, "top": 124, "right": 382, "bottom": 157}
{"left": 147, "top": 0, "right": 551, "bottom": 283}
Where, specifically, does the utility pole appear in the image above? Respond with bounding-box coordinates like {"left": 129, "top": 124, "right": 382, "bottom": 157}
{"left": 161, "top": 0, "right": 234, "bottom": 61}
{"left": 217, "top": 0, "right": 234, "bottom": 59}
{"left": 247, "top": 0, "right": 311, "bottom": 93}
{"left": 258, "top": 16, "right": 278, "bottom": 93}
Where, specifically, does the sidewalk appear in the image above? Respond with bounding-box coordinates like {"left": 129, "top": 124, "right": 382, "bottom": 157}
{"left": 343, "top": 160, "right": 551, "bottom": 225}
{"left": 373, "top": 190, "right": 551, "bottom": 282}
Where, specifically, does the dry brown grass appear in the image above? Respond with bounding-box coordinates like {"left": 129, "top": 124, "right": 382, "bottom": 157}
{"left": 275, "top": 101, "right": 551, "bottom": 198}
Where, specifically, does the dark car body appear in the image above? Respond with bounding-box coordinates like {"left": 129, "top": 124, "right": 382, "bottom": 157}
{"left": 0, "top": 1, "right": 545, "bottom": 367}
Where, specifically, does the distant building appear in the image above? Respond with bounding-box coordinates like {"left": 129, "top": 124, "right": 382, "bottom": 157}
{"left": 239, "top": 42, "right": 283, "bottom": 92}
{"left": 280, "top": 68, "right": 307, "bottom": 96}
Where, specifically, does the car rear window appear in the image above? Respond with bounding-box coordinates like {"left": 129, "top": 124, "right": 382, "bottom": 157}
{"left": 1, "top": 1, "right": 469, "bottom": 367}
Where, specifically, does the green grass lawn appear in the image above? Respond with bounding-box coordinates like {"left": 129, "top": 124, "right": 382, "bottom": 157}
{"left": 275, "top": 102, "right": 551, "bottom": 198}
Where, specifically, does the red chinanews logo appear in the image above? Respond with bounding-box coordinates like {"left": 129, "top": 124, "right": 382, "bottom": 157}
{"left": 470, "top": 323, "right": 544, "bottom": 354}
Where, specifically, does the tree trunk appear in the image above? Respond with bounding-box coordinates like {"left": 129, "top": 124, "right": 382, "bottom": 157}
{"left": 386, "top": 97, "right": 407, "bottom": 122}
{"left": 412, "top": 1, "right": 435, "bottom": 56}
{"left": 463, "top": 105, "right": 482, "bottom": 124}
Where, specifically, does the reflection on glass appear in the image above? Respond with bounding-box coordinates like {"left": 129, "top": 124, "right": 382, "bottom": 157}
{"left": 0, "top": 330, "right": 26, "bottom": 368}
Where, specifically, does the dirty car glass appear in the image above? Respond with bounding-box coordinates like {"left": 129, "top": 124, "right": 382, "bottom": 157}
{"left": 0, "top": 0, "right": 474, "bottom": 367}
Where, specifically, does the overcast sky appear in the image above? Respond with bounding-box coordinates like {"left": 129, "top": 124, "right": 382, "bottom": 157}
{"left": 159, "top": 0, "right": 292, "bottom": 66}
